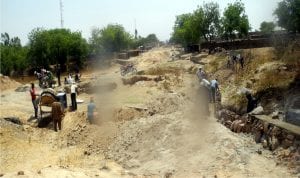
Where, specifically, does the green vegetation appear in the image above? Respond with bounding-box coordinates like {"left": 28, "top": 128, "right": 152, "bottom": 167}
{"left": 1, "top": 33, "right": 28, "bottom": 75}
{"left": 222, "top": 1, "right": 250, "bottom": 39}
{"left": 170, "top": 1, "right": 250, "bottom": 46}
{"left": 89, "top": 24, "right": 132, "bottom": 55}
{"left": 132, "top": 34, "right": 159, "bottom": 49}
{"left": 27, "top": 28, "right": 88, "bottom": 69}
{"left": 260, "top": 21, "right": 276, "bottom": 34}
{"left": 274, "top": 0, "right": 300, "bottom": 33}
{"left": 90, "top": 24, "right": 159, "bottom": 56}
{"left": 1, "top": 24, "right": 159, "bottom": 76}
{"left": 170, "top": 2, "right": 221, "bottom": 46}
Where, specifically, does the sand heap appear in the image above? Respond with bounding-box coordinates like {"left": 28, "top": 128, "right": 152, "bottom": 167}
{"left": 0, "top": 75, "right": 21, "bottom": 91}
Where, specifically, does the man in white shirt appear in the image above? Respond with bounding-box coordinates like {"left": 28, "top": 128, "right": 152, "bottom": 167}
{"left": 71, "top": 82, "right": 78, "bottom": 111}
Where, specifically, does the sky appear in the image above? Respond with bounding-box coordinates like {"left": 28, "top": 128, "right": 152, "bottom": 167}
{"left": 0, "top": 0, "right": 281, "bottom": 45}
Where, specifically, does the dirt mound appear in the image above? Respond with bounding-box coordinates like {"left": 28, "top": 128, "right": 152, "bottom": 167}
{"left": 0, "top": 75, "right": 21, "bottom": 91}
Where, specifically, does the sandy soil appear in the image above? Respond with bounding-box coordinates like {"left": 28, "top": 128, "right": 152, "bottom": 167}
{"left": 0, "top": 47, "right": 297, "bottom": 177}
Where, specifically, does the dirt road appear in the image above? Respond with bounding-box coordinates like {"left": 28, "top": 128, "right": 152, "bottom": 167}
{"left": 0, "top": 47, "right": 297, "bottom": 177}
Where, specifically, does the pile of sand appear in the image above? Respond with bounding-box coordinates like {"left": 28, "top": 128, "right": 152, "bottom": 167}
{"left": 0, "top": 75, "right": 21, "bottom": 91}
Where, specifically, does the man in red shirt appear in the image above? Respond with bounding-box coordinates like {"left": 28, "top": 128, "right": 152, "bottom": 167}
{"left": 30, "top": 83, "right": 39, "bottom": 118}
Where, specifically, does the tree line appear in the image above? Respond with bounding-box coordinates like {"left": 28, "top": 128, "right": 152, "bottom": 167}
{"left": 0, "top": 24, "right": 159, "bottom": 76}
{"left": 170, "top": 0, "right": 300, "bottom": 47}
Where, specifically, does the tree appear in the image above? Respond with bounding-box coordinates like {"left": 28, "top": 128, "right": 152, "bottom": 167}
{"left": 89, "top": 24, "right": 133, "bottom": 55}
{"left": 202, "top": 2, "right": 221, "bottom": 41}
{"left": 171, "top": 13, "right": 199, "bottom": 46}
{"left": 170, "top": 2, "right": 221, "bottom": 46}
{"left": 1, "top": 33, "right": 10, "bottom": 46}
{"left": 260, "top": 21, "right": 276, "bottom": 33}
{"left": 222, "top": 1, "right": 250, "bottom": 39}
{"left": 1, "top": 33, "right": 28, "bottom": 75}
{"left": 274, "top": 0, "right": 300, "bottom": 33}
{"left": 132, "top": 33, "right": 159, "bottom": 48}
{"left": 27, "top": 28, "right": 88, "bottom": 69}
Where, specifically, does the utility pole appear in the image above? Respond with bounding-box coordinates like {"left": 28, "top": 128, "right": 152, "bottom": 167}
{"left": 60, "top": 0, "right": 64, "bottom": 28}
{"left": 134, "top": 19, "right": 137, "bottom": 39}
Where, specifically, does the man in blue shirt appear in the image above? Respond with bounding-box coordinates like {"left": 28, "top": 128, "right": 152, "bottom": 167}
{"left": 87, "top": 97, "right": 96, "bottom": 124}
{"left": 210, "top": 79, "right": 219, "bottom": 103}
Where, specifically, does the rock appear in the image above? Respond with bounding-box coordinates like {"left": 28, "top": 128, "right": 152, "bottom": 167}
{"left": 282, "top": 139, "right": 294, "bottom": 149}
{"left": 17, "top": 171, "right": 24, "bottom": 175}
{"left": 271, "top": 111, "right": 279, "bottom": 119}
{"left": 256, "top": 150, "right": 262, "bottom": 154}
{"left": 270, "top": 136, "right": 279, "bottom": 151}
{"left": 164, "top": 172, "right": 173, "bottom": 178}
{"left": 255, "top": 131, "right": 263, "bottom": 143}
{"left": 262, "top": 139, "right": 268, "bottom": 148}
{"left": 126, "top": 159, "right": 141, "bottom": 168}
{"left": 3, "top": 117, "right": 22, "bottom": 125}
{"left": 250, "top": 106, "right": 264, "bottom": 115}
{"left": 286, "top": 134, "right": 295, "bottom": 141}
{"left": 236, "top": 123, "right": 245, "bottom": 133}
{"left": 0, "top": 173, "right": 4, "bottom": 177}
{"left": 219, "top": 109, "right": 239, "bottom": 122}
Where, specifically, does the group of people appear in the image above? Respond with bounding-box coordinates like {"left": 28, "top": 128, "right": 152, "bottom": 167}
{"left": 64, "top": 73, "right": 81, "bottom": 85}
{"left": 227, "top": 53, "right": 245, "bottom": 70}
{"left": 196, "top": 67, "right": 220, "bottom": 103}
{"left": 34, "top": 68, "right": 54, "bottom": 88}
{"left": 30, "top": 65, "right": 98, "bottom": 132}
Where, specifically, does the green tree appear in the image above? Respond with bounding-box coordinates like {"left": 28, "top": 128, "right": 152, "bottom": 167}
{"left": 274, "top": 0, "right": 300, "bottom": 33}
{"left": 170, "top": 2, "right": 221, "bottom": 45}
{"left": 1, "top": 33, "right": 28, "bottom": 75}
{"left": 27, "top": 28, "right": 88, "bottom": 69}
{"left": 202, "top": 2, "right": 221, "bottom": 41}
{"left": 171, "top": 13, "right": 198, "bottom": 46}
{"left": 222, "top": 1, "right": 250, "bottom": 39}
{"left": 132, "top": 33, "right": 159, "bottom": 48}
{"left": 260, "top": 21, "right": 276, "bottom": 33}
{"left": 89, "top": 24, "right": 133, "bottom": 55}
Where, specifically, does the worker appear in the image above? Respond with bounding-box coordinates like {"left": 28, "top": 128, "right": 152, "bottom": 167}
{"left": 70, "top": 82, "right": 78, "bottom": 111}
{"left": 199, "top": 79, "right": 210, "bottom": 117}
{"left": 29, "top": 83, "right": 39, "bottom": 118}
{"left": 210, "top": 79, "right": 219, "bottom": 103}
{"left": 196, "top": 67, "right": 206, "bottom": 81}
{"left": 239, "top": 56, "right": 244, "bottom": 69}
{"left": 51, "top": 102, "right": 64, "bottom": 131}
{"left": 246, "top": 92, "right": 257, "bottom": 113}
{"left": 56, "top": 64, "right": 61, "bottom": 86}
{"left": 87, "top": 97, "right": 97, "bottom": 124}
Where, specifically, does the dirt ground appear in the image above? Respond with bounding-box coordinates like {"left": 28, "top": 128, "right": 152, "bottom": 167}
{"left": 0, "top": 47, "right": 297, "bottom": 177}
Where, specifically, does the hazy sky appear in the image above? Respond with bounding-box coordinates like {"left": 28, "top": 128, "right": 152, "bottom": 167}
{"left": 0, "top": 0, "right": 281, "bottom": 45}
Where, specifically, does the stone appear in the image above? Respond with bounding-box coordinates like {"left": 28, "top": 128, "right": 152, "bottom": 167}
{"left": 256, "top": 150, "right": 262, "bottom": 154}
{"left": 250, "top": 106, "right": 264, "bottom": 115}
{"left": 286, "top": 134, "right": 295, "bottom": 141}
{"left": 282, "top": 139, "right": 294, "bottom": 149}
{"left": 262, "top": 139, "right": 268, "bottom": 148}
{"left": 219, "top": 109, "right": 239, "bottom": 122}
{"left": 271, "top": 111, "right": 279, "bottom": 119}
{"left": 17, "top": 171, "right": 24, "bottom": 175}
{"left": 3, "top": 117, "right": 22, "bottom": 125}
{"left": 270, "top": 136, "right": 279, "bottom": 151}
{"left": 255, "top": 131, "right": 263, "bottom": 143}
{"left": 236, "top": 123, "right": 245, "bottom": 133}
